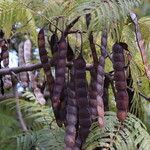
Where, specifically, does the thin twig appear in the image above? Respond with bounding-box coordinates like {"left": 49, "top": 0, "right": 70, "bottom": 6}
{"left": 95, "top": 43, "right": 113, "bottom": 62}
{"left": 11, "top": 74, "right": 28, "bottom": 132}
{"left": 127, "top": 87, "right": 150, "bottom": 102}
{"left": 64, "top": 16, "right": 80, "bottom": 36}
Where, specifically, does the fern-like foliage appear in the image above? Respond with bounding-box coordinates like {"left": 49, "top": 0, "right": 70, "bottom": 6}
{"left": 0, "top": 91, "right": 64, "bottom": 150}
{"left": 68, "top": 0, "right": 142, "bottom": 31}
{"left": 11, "top": 126, "right": 64, "bottom": 150}
{"left": 84, "top": 111, "right": 150, "bottom": 150}
{"left": 0, "top": 0, "right": 37, "bottom": 42}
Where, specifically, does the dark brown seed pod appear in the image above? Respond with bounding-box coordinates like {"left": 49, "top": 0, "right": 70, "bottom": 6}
{"left": 86, "top": 13, "right": 98, "bottom": 68}
{"left": 59, "top": 84, "right": 67, "bottom": 125}
{"left": 115, "top": 81, "right": 127, "bottom": 90}
{"left": 96, "top": 30, "right": 108, "bottom": 128}
{"left": 1, "top": 40, "right": 12, "bottom": 90}
{"left": 38, "top": 29, "right": 54, "bottom": 96}
{"left": 0, "top": 35, "right": 7, "bottom": 94}
{"left": 114, "top": 71, "right": 126, "bottom": 81}
{"left": 85, "top": 13, "right": 91, "bottom": 29}
{"left": 64, "top": 67, "right": 78, "bottom": 149}
{"left": 113, "top": 62, "right": 125, "bottom": 71}
{"left": 52, "top": 35, "right": 67, "bottom": 111}
{"left": 67, "top": 39, "right": 74, "bottom": 62}
{"left": 2, "top": 43, "right": 9, "bottom": 67}
{"left": 74, "top": 54, "right": 91, "bottom": 147}
{"left": 48, "top": 33, "right": 59, "bottom": 55}
{"left": 112, "top": 43, "right": 129, "bottom": 122}
{"left": 38, "top": 29, "right": 65, "bottom": 125}
{"left": 103, "top": 75, "right": 110, "bottom": 111}
{"left": 89, "top": 67, "right": 98, "bottom": 122}
{"left": 73, "top": 136, "right": 82, "bottom": 150}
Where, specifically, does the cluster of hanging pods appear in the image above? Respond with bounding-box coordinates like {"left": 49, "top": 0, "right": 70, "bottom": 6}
{"left": 38, "top": 16, "right": 130, "bottom": 149}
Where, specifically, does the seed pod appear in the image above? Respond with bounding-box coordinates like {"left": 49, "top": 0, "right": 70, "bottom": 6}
{"left": 0, "top": 31, "right": 5, "bottom": 94}
{"left": 67, "top": 39, "right": 74, "bottom": 62}
{"left": 130, "top": 12, "right": 150, "bottom": 79}
{"left": 2, "top": 42, "right": 9, "bottom": 67}
{"left": 59, "top": 84, "right": 67, "bottom": 125}
{"left": 64, "top": 67, "right": 78, "bottom": 149}
{"left": 74, "top": 54, "right": 91, "bottom": 147}
{"left": 3, "top": 75, "right": 12, "bottom": 89}
{"left": 24, "top": 39, "right": 32, "bottom": 65}
{"left": 86, "top": 13, "right": 98, "bottom": 68}
{"left": 48, "top": 33, "right": 59, "bottom": 56}
{"left": 85, "top": 13, "right": 91, "bottom": 29}
{"left": 52, "top": 35, "right": 67, "bottom": 110}
{"left": 38, "top": 29, "right": 54, "bottom": 96}
{"left": 18, "top": 42, "right": 29, "bottom": 87}
{"left": 73, "top": 136, "right": 82, "bottom": 150}
{"left": 38, "top": 29, "right": 65, "bottom": 124}
{"left": 89, "top": 67, "right": 98, "bottom": 122}
{"left": 103, "top": 75, "right": 110, "bottom": 111}
{"left": 1, "top": 40, "right": 12, "bottom": 90}
{"left": 0, "top": 30, "right": 4, "bottom": 39}
{"left": 96, "top": 30, "right": 108, "bottom": 128}
{"left": 24, "top": 39, "right": 46, "bottom": 105}
{"left": 112, "top": 43, "right": 129, "bottom": 122}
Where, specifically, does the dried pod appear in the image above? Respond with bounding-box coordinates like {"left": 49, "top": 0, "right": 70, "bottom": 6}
{"left": 38, "top": 29, "right": 65, "bottom": 124}
{"left": 33, "top": 87, "right": 46, "bottom": 105}
{"left": 2, "top": 43, "right": 9, "bottom": 67}
{"left": 3, "top": 75, "right": 12, "bottom": 89}
{"left": 48, "top": 33, "right": 59, "bottom": 55}
{"left": 103, "top": 75, "right": 110, "bottom": 111}
{"left": 1, "top": 40, "right": 12, "bottom": 91}
{"left": 67, "top": 39, "right": 74, "bottom": 62}
{"left": 0, "top": 35, "right": 7, "bottom": 94}
{"left": 96, "top": 30, "right": 108, "bottom": 128}
{"left": 52, "top": 35, "right": 67, "bottom": 110}
{"left": 38, "top": 29, "right": 54, "bottom": 96}
{"left": 24, "top": 39, "right": 46, "bottom": 105}
{"left": 85, "top": 13, "right": 91, "bottom": 29}
{"left": 112, "top": 43, "right": 129, "bottom": 122}
{"left": 0, "top": 30, "right": 4, "bottom": 39}
{"left": 130, "top": 12, "right": 150, "bottom": 79}
{"left": 59, "top": 84, "right": 67, "bottom": 125}
{"left": 18, "top": 42, "right": 29, "bottom": 87}
{"left": 89, "top": 67, "right": 98, "bottom": 122}
{"left": 74, "top": 54, "right": 91, "bottom": 147}
{"left": 24, "top": 39, "right": 32, "bottom": 65}
{"left": 64, "top": 68, "right": 78, "bottom": 149}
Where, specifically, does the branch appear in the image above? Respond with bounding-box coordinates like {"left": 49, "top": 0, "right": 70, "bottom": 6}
{"left": 0, "top": 60, "right": 93, "bottom": 76}
{"left": 64, "top": 16, "right": 80, "bottom": 36}
{"left": 0, "top": 62, "right": 42, "bottom": 76}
